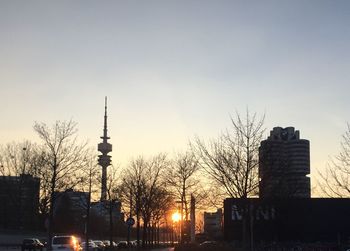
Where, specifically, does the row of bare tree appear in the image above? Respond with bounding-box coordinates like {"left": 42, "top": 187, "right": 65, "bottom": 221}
{"left": 1, "top": 111, "right": 350, "bottom": 248}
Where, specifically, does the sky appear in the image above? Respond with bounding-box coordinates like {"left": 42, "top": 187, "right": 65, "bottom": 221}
{"left": 1, "top": 1, "right": 350, "bottom": 190}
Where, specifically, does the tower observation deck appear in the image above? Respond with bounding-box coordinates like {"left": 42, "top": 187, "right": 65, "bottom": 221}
{"left": 98, "top": 97, "right": 112, "bottom": 201}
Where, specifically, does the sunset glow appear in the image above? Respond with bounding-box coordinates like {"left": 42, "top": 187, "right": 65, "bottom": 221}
{"left": 172, "top": 212, "right": 181, "bottom": 222}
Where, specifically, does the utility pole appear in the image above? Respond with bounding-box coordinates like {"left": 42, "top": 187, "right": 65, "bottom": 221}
{"left": 127, "top": 187, "right": 132, "bottom": 246}
{"left": 136, "top": 185, "right": 141, "bottom": 248}
{"left": 190, "top": 195, "right": 195, "bottom": 243}
{"left": 85, "top": 167, "right": 92, "bottom": 251}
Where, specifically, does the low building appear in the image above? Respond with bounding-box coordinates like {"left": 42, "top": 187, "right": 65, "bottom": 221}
{"left": 204, "top": 209, "right": 223, "bottom": 239}
{"left": 0, "top": 174, "right": 40, "bottom": 229}
{"left": 224, "top": 198, "right": 350, "bottom": 244}
{"left": 53, "top": 189, "right": 124, "bottom": 235}
{"left": 89, "top": 200, "right": 125, "bottom": 237}
{"left": 54, "top": 189, "right": 89, "bottom": 214}
{"left": 90, "top": 200, "right": 124, "bottom": 223}
{"left": 53, "top": 189, "right": 89, "bottom": 233}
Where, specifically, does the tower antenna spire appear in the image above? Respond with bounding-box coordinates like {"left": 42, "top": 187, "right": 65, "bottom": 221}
{"left": 102, "top": 96, "right": 109, "bottom": 141}
{"left": 98, "top": 96, "right": 112, "bottom": 201}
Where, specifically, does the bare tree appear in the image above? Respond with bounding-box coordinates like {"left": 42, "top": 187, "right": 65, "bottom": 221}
{"left": 191, "top": 110, "right": 264, "bottom": 251}
{"left": 117, "top": 156, "right": 146, "bottom": 247}
{"left": 117, "top": 154, "right": 170, "bottom": 247}
{"left": 74, "top": 154, "right": 100, "bottom": 251}
{"left": 318, "top": 123, "right": 350, "bottom": 197}
{"left": 166, "top": 152, "right": 199, "bottom": 221}
{"left": 149, "top": 187, "right": 173, "bottom": 246}
{"left": 191, "top": 110, "right": 265, "bottom": 199}
{"left": 139, "top": 154, "right": 168, "bottom": 247}
{"left": 164, "top": 152, "right": 201, "bottom": 243}
{"left": 33, "top": 120, "right": 90, "bottom": 249}
{"left": 0, "top": 141, "right": 40, "bottom": 176}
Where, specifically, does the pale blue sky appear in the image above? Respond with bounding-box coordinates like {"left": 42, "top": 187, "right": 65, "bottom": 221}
{"left": 1, "top": 1, "right": 350, "bottom": 186}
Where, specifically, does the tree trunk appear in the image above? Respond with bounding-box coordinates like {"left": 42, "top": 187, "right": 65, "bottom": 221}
{"left": 136, "top": 198, "right": 140, "bottom": 248}
{"left": 157, "top": 223, "right": 160, "bottom": 246}
{"left": 47, "top": 161, "right": 57, "bottom": 251}
{"left": 109, "top": 200, "right": 113, "bottom": 250}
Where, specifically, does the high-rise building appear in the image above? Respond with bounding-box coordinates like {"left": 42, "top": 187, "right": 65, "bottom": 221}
{"left": 259, "top": 127, "right": 310, "bottom": 198}
{"left": 98, "top": 97, "right": 112, "bottom": 201}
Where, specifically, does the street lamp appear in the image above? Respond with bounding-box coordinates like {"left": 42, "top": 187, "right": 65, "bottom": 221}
{"left": 175, "top": 200, "right": 184, "bottom": 244}
{"left": 22, "top": 147, "right": 27, "bottom": 174}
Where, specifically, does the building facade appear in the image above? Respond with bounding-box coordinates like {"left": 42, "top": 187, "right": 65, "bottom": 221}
{"left": 53, "top": 189, "right": 124, "bottom": 235}
{"left": 259, "top": 127, "right": 310, "bottom": 198}
{"left": 90, "top": 200, "right": 124, "bottom": 223}
{"left": 0, "top": 174, "right": 40, "bottom": 229}
{"left": 53, "top": 189, "right": 89, "bottom": 233}
{"left": 224, "top": 198, "right": 350, "bottom": 243}
{"left": 203, "top": 209, "right": 223, "bottom": 239}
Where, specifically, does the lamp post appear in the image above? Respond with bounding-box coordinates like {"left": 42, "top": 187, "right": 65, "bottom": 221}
{"left": 175, "top": 200, "right": 183, "bottom": 244}
{"left": 22, "top": 147, "right": 27, "bottom": 173}
{"left": 85, "top": 167, "right": 92, "bottom": 251}
{"left": 18, "top": 147, "right": 27, "bottom": 230}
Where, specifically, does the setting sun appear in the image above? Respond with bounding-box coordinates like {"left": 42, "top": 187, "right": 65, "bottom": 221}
{"left": 171, "top": 212, "right": 181, "bottom": 222}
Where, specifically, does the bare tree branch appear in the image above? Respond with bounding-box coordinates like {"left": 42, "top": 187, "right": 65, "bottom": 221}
{"left": 318, "top": 123, "right": 350, "bottom": 197}
{"left": 191, "top": 110, "right": 265, "bottom": 199}
{"left": 33, "top": 120, "right": 90, "bottom": 249}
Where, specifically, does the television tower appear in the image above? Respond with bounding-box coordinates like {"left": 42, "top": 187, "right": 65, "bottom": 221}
{"left": 98, "top": 97, "right": 112, "bottom": 201}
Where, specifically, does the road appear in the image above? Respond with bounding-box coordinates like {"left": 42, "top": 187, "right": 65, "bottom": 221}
{"left": 0, "top": 247, "right": 175, "bottom": 251}
{"left": 150, "top": 248, "right": 174, "bottom": 251}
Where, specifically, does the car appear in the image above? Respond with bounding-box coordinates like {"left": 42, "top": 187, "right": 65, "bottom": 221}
{"left": 92, "top": 240, "right": 105, "bottom": 251}
{"left": 81, "top": 241, "right": 98, "bottom": 251}
{"left": 21, "top": 238, "right": 44, "bottom": 251}
{"left": 102, "top": 240, "right": 117, "bottom": 247}
{"left": 199, "top": 241, "right": 217, "bottom": 248}
{"left": 129, "top": 240, "right": 140, "bottom": 247}
{"left": 116, "top": 241, "right": 128, "bottom": 249}
{"left": 51, "top": 235, "right": 81, "bottom": 251}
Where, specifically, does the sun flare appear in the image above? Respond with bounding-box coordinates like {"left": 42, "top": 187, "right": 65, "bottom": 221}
{"left": 172, "top": 212, "right": 181, "bottom": 222}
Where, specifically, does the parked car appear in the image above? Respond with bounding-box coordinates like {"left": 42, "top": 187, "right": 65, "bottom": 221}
{"left": 116, "top": 241, "right": 128, "bottom": 249}
{"left": 39, "top": 239, "right": 47, "bottom": 248}
{"left": 52, "top": 235, "right": 81, "bottom": 251}
{"left": 102, "top": 240, "right": 117, "bottom": 248}
{"left": 199, "top": 241, "right": 217, "bottom": 248}
{"left": 81, "top": 241, "right": 98, "bottom": 251}
{"left": 129, "top": 240, "right": 140, "bottom": 247}
{"left": 21, "top": 238, "right": 44, "bottom": 251}
{"left": 92, "top": 240, "right": 105, "bottom": 251}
